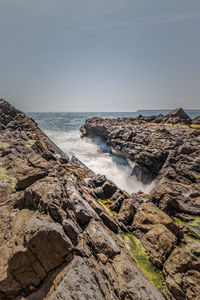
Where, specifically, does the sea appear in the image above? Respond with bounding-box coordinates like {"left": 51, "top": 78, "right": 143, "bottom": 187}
{"left": 28, "top": 110, "right": 200, "bottom": 194}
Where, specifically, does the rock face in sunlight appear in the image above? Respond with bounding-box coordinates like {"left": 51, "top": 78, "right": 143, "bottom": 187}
{"left": 0, "top": 99, "right": 163, "bottom": 300}
{"left": 81, "top": 107, "right": 200, "bottom": 300}
{"left": 0, "top": 99, "right": 200, "bottom": 300}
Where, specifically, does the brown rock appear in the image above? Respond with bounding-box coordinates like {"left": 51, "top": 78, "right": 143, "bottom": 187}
{"left": 132, "top": 202, "right": 179, "bottom": 236}
{"left": 141, "top": 224, "right": 177, "bottom": 268}
{"left": 118, "top": 198, "right": 136, "bottom": 225}
{"left": 162, "top": 248, "right": 200, "bottom": 300}
{"left": 97, "top": 253, "right": 109, "bottom": 264}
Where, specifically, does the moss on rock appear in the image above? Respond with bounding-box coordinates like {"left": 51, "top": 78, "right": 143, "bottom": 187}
{"left": 119, "top": 231, "right": 164, "bottom": 290}
{"left": 0, "top": 169, "right": 17, "bottom": 187}
{"left": 26, "top": 139, "right": 36, "bottom": 148}
{"left": 98, "top": 199, "right": 117, "bottom": 217}
{"left": 174, "top": 216, "right": 200, "bottom": 237}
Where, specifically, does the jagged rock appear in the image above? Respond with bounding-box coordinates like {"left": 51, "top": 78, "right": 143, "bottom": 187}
{"left": 80, "top": 107, "right": 200, "bottom": 300}
{"left": 62, "top": 218, "right": 82, "bottom": 245}
{"left": 131, "top": 149, "right": 168, "bottom": 184}
{"left": 93, "top": 179, "right": 118, "bottom": 200}
{"left": 99, "top": 212, "right": 118, "bottom": 233}
{"left": 162, "top": 247, "right": 200, "bottom": 300}
{"left": 150, "top": 179, "right": 200, "bottom": 216}
{"left": 0, "top": 210, "right": 73, "bottom": 298}
{"left": 141, "top": 224, "right": 177, "bottom": 268}
{"left": 132, "top": 202, "right": 179, "bottom": 236}
{"left": 192, "top": 116, "right": 200, "bottom": 124}
{"left": 81, "top": 108, "right": 198, "bottom": 185}
{"left": 164, "top": 108, "right": 192, "bottom": 124}
{"left": 84, "top": 219, "right": 120, "bottom": 258}
{"left": 0, "top": 99, "right": 164, "bottom": 300}
{"left": 118, "top": 198, "right": 136, "bottom": 225}
{"left": 16, "top": 170, "right": 47, "bottom": 190}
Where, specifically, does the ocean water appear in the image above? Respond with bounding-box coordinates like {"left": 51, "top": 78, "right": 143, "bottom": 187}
{"left": 28, "top": 110, "right": 200, "bottom": 194}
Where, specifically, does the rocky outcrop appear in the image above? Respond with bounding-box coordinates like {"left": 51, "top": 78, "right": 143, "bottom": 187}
{"left": 80, "top": 107, "right": 200, "bottom": 300}
{"left": 1, "top": 99, "right": 200, "bottom": 300}
{"left": 0, "top": 99, "right": 164, "bottom": 300}
{"left": 164, "top": 108, "right": 192, "bottom": 124}
{"left": 81, "top": 109, "right": 194, "bottom": 183}
{"left": 192, "top": 116, "right": 200, "bottom": 125}
{"left": 81, "top": 109, "right": 200, "bottom": 210}
{"left": 162, "top": 247, "right": 200, "bottom": 300}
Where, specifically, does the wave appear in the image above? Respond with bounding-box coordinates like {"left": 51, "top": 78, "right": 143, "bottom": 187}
{"left": 45, "top": 129, "right": 154, "bottom": 194}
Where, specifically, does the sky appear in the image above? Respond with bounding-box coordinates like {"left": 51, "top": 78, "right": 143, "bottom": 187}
{"left": 0, "top": 0, "right": 200, "bottom": 112}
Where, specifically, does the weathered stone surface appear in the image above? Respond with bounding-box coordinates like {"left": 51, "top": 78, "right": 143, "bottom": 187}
{"left": 193, "top": 116, "right": 200, "bottom": 124}
{"left": 164, "top": 108, "right": 192, "bottom": 124}
{"left": 99, "top": 211, "right": 119, "bottom": 233}
{"left": 141, "top": 224, "right": 177, "bottom": 268}
{"left": 0, "top": 210, "right": 73, "bottom": 298}
{"left": 0, "top": 99, "right": 164, "bottom": 300}
{"left": 80, "top": 109, "right": 200, "bottom": 299}
{"left": 118, "top": 198, "right": 136, "bottom": 225}
{"left": 162, "top": 247, "right": 200, "bottom": 300}
{"left": 132, "top": 202, "right": 179, "bottom": 236}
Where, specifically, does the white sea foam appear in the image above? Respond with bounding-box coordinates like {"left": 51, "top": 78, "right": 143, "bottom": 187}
{"left": 45, "top": 129, "right": 154, "bottom": 194}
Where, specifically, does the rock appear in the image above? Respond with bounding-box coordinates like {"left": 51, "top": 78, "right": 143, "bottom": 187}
{"left": 132, "top": 202, "right": 179, "bottom": 236}
{"left": 93, "top": 179, "right": 118, "bottom": 199}
{"left": 79, "top": 107, "right": 200, "bottom": 299}
{"left": 0, "top": 210, "right": 73, "bottom": 298}
{"left": 0, "top": 99, "right": 165, "bottom": 299}
{"left": 141, "top": 224, "right": 177, "bottom": 268}
{"left": 99, "top": 212, "right": 118, "bottom": 233}
{"left": 118, "top": 198, "right": 136, "bottom": 225}
{"left": 84, "top": 219, "right": 120, "bottom": 258}
{"left": 165, "top": 108, "right": 192, "bottom": 124}
{"left": 102, "top": 180, "right": 117, "bottom": 198}
{"left": 89, "top": 174, "right": 107, "bottom": 187}
{"left": 16, "top": 170, "right": 47, "bottom": 189}
{"left": 162, "top": 248, "right": 200, "bottom": 300}
{"left": 97, "top": 253, "right": 109, "bottom": 264}
{"left": 150, "top": 178, "right": 200, "bottom": 216}
{"left": 80, "top": 108, "right": 198, "bottom": 186}
{"left": 131, "top": 149, "right": 168, "bottom": 184}
{"left": 192, "top": 116, "right": 200, "bottom": 125}
{"left": 4, "top": 99, "right": 200, "bottom": 299}
{"left": 62, "top": 218, "right": 82, "bottom": 245}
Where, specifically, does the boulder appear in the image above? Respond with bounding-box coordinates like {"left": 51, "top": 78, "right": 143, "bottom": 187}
{"left": 118, "top": 198, "right": 136, "bottom": 225}
{"left": 162, "top": 247, "right": 200, "bottom": 300}
{"left": 165, "top": 108, "right": 192, "bottom": 124}
{"left": 132, "top": 202, "right": 179, "bottom": 236}
{"left": 141, "top": 224, "right": 177, "bottom": 268}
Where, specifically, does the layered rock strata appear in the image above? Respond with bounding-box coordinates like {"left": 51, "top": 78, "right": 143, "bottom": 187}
{"left": 0, "top": 98, "right": 164, "bottom": 300}
{"left": 81, "top": 108, "right": 200, "bottom": 300}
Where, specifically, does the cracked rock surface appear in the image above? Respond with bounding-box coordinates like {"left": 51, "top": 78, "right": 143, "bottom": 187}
{"left": 81, "top": 108, "right": 200, "bottom": 300}
{"left": 0, "top": 98, "right": 164, "bottom": 299}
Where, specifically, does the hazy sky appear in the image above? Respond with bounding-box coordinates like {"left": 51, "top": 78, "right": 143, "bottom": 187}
{"left": 0, "top": 0, "right": 200, "bottom": 112}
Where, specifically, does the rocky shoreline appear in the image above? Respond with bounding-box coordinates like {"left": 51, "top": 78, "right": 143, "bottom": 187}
{"left": 0, "top": 99, "right": 200, "bottom": 300}
{"left": 80, "top": 108, "right": 200, "bottom": 299}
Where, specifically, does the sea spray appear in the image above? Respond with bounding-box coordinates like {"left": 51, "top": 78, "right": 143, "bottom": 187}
{"left": 45, "top": 129, "right": 154, "bottom": 193}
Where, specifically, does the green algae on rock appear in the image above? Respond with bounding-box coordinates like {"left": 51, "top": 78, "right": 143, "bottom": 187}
{"left": 181, "top": 234, "right": 200, "bottom": 250}
{"left": 0, "top": 169, "right": 17, "bottom": 187}
{"left": 119, "top": 231, "right": 164, "bottom": 290}
{"left": 98, "top": 198, "right": 164, "bottom": 289}
{"left": 26, "top": 139, "right": 36, "bottom": 147}
{"left": 0, "top": 142, "right": 9, "bottom": 149}
{"left": 174, "top": 216, "right": 200, "bottom": 237}
{"left": 98, "top": 199, "right": 117, "bottom": 217}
